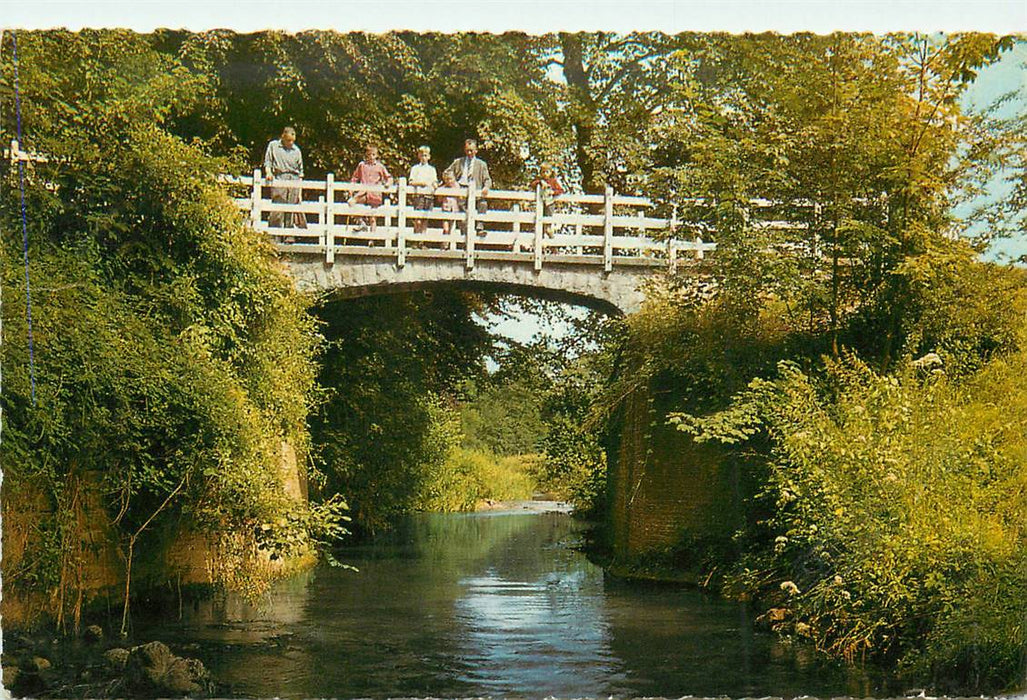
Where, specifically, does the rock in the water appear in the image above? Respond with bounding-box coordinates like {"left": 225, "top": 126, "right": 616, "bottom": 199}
{"left": 104, "top": 647, "right": 131, "bottom": 671}
{"left": 31, "top": 656, "right": 52, "bottom": 672}
{"left": 125, "top": 641, "right": 210, "bottom": 696}
{"left": 127, "top": 641, "right": 174, "bottom": 687}
{"left": 84, "top": 624, "right": 104, "bottom": 643}
{"left": 162, "top": 657, "right": 210, "bottom": 695}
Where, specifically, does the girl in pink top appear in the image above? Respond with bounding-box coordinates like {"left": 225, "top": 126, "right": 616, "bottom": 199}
{"left": 349, "top": 145, "right": 393, "bottom": 231}
{"left": 439, "top": 170, "right": 461, "bottom": 236}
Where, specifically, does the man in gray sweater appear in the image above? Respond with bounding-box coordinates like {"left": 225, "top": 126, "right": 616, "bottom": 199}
{"left": 263, "top": 126, "right": 307, "bottom": 230}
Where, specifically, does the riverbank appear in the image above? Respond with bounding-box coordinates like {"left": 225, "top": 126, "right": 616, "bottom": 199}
{"left": 2, "top": 628, "right": 217, "bottom": 698}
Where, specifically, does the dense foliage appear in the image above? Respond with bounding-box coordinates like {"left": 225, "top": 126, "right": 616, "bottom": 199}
{"left": 676, "top": 349, "right": 1027, "bottom": 691}
{"left": 604, "top": 33, "right": 1027, "bottom": 694}
{"left": 310, "top": 290, "right": 493, "bottom": 532}
{"left": 0, "top": 31, "right": 342, "bottom": 628}
{"left": 414, "top": 449, "right": 536, "bottom": 513}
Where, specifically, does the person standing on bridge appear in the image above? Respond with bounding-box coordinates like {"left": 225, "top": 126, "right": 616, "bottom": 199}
{"left": 408, "top": 145, "right": 439, "bottom": 235}
{"left": 530, "top": 163, "right": 564, "bottom": 237}
{"left": 263, "top": 126, "right": 308, "bottom": 232}
{"left": 444, "top": 139, "right": 491, "bottom": 235}
{"left": 439, "top": 170, "right": 460, "bottom": 237}
{"left": 349, "top": 144, "right": 393, "bottom": 234}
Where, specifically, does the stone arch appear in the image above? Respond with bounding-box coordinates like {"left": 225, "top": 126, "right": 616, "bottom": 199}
{"left": 281, "top": 256, "right": 652, "bottom": 315}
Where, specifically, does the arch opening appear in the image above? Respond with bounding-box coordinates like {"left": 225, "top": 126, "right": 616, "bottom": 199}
{"left": 308, "top": 286, "right": 616, "bottom": 534}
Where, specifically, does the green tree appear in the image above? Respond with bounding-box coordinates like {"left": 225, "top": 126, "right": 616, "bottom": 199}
{"left": 549, "top": 32, "right": 682, "bottom": 193}
{"left": 158, "top": 30, "right": 565, "bottom": 187}
{"left": 1, "top": 30, "right": 336, "bottom": 630}
{"left": 647, "top": 33, "right": 1011, "bottom": 358}
{"left": 311, "top": 290, "right": 493, "bottom": 532}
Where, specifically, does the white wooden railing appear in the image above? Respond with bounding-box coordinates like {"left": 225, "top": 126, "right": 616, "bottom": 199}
{"left": 218, "top": 171, "right": 856, "bottom": 272}
{"left": 220, "top": 170, "right": 715, "bottom": 272}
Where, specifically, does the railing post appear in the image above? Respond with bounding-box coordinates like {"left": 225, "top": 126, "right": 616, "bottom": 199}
{"left": 250, "top": 168, "right": 262, "bottom": 229}
{"left": 384, "top": 190, "right": 393, "bottom": 248}
{"left": 512, "top": 203, "right": 521, "bottom": 253}
{"left": 575, "top": 217, "right": 583, "bottom": 255}
{"left": 465, "top": 181, "right": 476, "bottom": 269}
{"left": 325, "top": 173, "right": 336, "bottom": 265}
{"left": 695, "top": 235, "right": 704, "bottom": 260}
{"left": 533, "top": 185, "right": 544, "bottom": 271}
{"left": 603, "top": 185, "right": 614, "bottom": 272}
{"left": 637, "top": 210, "right": 646, "bottom": 259}
{"left": 317, "top": 194, "right": 326, "bottom": 253}
{"left": 397, "top": 177, "right": 407, "bottom": 268}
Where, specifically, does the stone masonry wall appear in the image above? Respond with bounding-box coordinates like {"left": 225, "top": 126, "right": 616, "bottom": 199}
{"left": 607, "top": 378, "right": 742, "bottom": 560}
{"left": 1, "top": 441, "right": 308, "bottom": 627}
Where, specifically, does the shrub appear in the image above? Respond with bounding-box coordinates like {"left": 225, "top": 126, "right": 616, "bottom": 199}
{"left": 671, "top": 353, "right": 1027, "bottom": 692}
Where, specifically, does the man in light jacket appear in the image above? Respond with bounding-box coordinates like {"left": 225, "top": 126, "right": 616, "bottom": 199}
{"left": 443, "top": 139, "right": 492, "bottom": 234}
{"left": 263, "top": 126, "right": 307, "bottom": 230}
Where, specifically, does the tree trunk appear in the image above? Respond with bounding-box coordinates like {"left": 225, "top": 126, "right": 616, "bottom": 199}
{"left": 560, "top": 33, "right": 601, "bottom": 194}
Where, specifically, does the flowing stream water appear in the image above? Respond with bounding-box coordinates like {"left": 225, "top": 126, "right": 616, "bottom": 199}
{"left": 135, "top": 505, "right": 903, "bottom": 698}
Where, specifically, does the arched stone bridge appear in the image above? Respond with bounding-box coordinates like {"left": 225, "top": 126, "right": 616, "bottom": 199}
{"left": 222, "top": 170, "right": 764, "bottom": 313}
{"left": 282, "top": 254, "right": 656, "bottom": 315}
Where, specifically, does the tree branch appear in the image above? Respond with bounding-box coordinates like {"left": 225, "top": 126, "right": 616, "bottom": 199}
{"left": 132, "top": 474, "right": 188, "bottom": 540}
{"left": 596, "top": 50, "right": 665, "bottom": 104}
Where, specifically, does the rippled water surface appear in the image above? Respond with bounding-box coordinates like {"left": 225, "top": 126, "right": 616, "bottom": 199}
{"left": 136, "top": 507, "right": 901, "bottom": 698}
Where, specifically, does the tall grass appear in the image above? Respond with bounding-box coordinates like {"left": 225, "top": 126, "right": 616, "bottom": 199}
{"left": 415, "top": 448, "right": 538, "bottom": 512}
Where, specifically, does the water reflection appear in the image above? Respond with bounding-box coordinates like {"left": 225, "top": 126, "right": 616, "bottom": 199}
{"left": 134, "top": 507, "right": 895, "bottom": 698}
{"left": 452, "top": 528, "right": 626, "bottom": 697}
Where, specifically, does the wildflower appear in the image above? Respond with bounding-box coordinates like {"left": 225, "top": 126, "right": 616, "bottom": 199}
{"left": 780, "top": 580, "right": 801, "bottom": 596}
{"left": 911, "top": 352, "right": 942, "bottom": 370}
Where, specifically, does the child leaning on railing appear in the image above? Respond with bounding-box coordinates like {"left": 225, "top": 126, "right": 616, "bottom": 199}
{"left": 439, "top": 170, "right": 461, "bottom": 235}
{"left": 348, "top": 144, "right": 393, "bottom": 232}
{"left": 529, "top": 163, "right": 564, "bottom": 237}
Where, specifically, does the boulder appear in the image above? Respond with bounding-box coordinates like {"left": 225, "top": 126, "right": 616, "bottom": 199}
{"left": 103, "top": 647, "right": 130, "bottom": 672}
{"left": 125, "top": 641, "right": 211, "bottom": 696}
{"left": 30, "top": 656, "right": 52, "bottom": 672}
{"left": 84, "top": 624, "right": 104, "bottom": 643}
{"left": 126, "top": 641, "right": 174, "bottom": 689}
{"left": 162, "top": 657, "right": 210, "bottom": 695}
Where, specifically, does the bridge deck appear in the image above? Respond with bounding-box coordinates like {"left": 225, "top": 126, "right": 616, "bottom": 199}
{"left": 222, "top": 171, "right": 716, "bottom": 272}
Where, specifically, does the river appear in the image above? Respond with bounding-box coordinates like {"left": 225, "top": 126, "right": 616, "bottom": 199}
{"left": 135, "top": 504, "right": 903, "bottom": 698}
